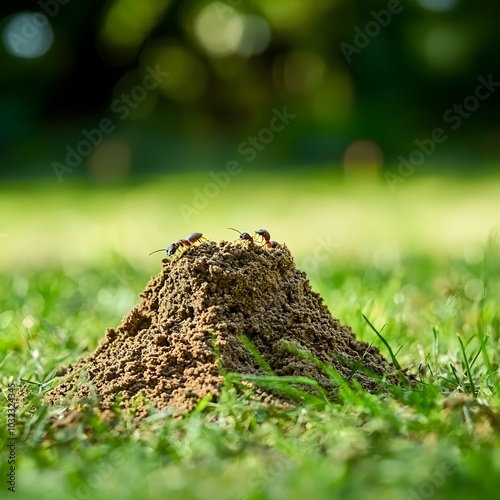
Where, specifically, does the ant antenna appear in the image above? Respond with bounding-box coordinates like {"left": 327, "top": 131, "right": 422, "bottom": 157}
{"left": 148, "top": 248, "right": 167, "bottom": 256}
{"left": 227, "top": 227, "right": 241, "bottom": 234}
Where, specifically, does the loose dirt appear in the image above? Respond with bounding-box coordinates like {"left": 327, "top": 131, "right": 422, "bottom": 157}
{"left": 46, "top": 241, "right": 401, "bottom": 419}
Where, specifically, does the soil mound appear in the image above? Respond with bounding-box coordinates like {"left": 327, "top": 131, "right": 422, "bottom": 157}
{"left": 47, "top": 241, "right": 400, "bottom": 419}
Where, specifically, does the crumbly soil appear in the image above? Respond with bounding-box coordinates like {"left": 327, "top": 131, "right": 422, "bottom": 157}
{"left": 46, "top": 241, "right": 401, "bottom": 420}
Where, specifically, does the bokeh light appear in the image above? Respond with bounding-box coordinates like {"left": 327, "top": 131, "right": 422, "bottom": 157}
{"left": 194, "top": 4, "right": 244, "bottom": 58}
{"left": 100, "top": 0, "right": 171, "bottom": 51}
{"left": 142, "top": 43, "right": 208, "bottom": 101}
{"left": 343, "top": 140, "right": 383, "bottom": 175}
{"left": 111, "top": 70, "right": 159, "bottom": 119}
{"left": 281, "top": 50, "right": 326, "bottom": 94}
{"left": 257, "top": 0, "right": 321, "bottom": 32}
{"left": 417, "top": 0, "right": 459, "bottom": 12}
{"left": 2, "top": 12, "right": 54, "bottom": 59}
{"left": 311, "top": 72, "right": 354, "bottom": 123}
{"left": 193, "top": 4, "right": 271, "bottom": 58}
{"left": 88, "top": 140, "right": 131, "bottom": 182}
{"left": 464, "top": 278, "right": 485, "bottom": 301}
{"left": 0, "top": 0, "right": 498, "bottom": 179}
{"left": 236, "top": 15, "right": 271, "bottom": 57}
{"left": 423, "top": 25, "right": 470, "bottom": 71}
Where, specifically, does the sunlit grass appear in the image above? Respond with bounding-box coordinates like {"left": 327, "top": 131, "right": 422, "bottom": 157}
{"left": 1, "top": 171, "right": 499, "bottom": 273}
{"left": 1, "top": 172, "right": 500, "bottom": 499}
{"left": 2, "top": 246, "right": 500, "bottom": 499}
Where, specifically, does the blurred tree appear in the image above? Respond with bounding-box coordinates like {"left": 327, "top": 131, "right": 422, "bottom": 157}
{"left": 0, "top": 0, "right": 499, "bottom": 178}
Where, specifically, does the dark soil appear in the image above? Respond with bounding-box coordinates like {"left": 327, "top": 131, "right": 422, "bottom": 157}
{"left": 46, "top": 241, "right": 401, "bottom": 419}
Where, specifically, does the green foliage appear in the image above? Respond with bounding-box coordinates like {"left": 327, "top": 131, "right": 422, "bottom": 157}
{"left": 3, "top": 1, "right": 500, "bottom": 176}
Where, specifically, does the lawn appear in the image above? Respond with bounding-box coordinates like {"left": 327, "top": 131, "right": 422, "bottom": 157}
{"left": 1, "top": 171, "right": 500, "bottom": 499}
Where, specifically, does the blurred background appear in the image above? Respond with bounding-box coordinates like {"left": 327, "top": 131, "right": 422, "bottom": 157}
{"left": 1, "top": 0, "right": 499, "bottom": 271}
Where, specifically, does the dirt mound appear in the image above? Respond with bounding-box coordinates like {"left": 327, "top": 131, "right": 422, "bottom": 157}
{"left": 47, "top": 241, "right": 400, "bottom": 419}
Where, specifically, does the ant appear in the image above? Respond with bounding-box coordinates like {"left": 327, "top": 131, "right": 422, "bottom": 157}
{"left": 149, "top": 232, "right": 205, "bottom": 257}
{"left": 228, "top": 227, "right": 279, "bottom": 248}
{"left": 254, "top": 228, "right": 279, "bottom": 248}
{"left": 227, "top": 227, "right": 254, "bottom": 242}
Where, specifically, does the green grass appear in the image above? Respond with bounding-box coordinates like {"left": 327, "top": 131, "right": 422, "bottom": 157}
{"left": 1, "top": 173, "right": 500, "bottom": 499}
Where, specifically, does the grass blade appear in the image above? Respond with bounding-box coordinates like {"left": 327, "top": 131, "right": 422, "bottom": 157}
{"left": 457, "top": 334, "right": 476, "bottom": 395}
{"left": 449, "top": 363, "right": 461, "bottom": 387}
{"left": 227, "top": 372, "right": 328, "bottom": 405}
{"left": 240, "top": 335, "right": 274, "bottom": 375}
{"left": 362, "top": 314, "right": 401, "bottom": 371}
